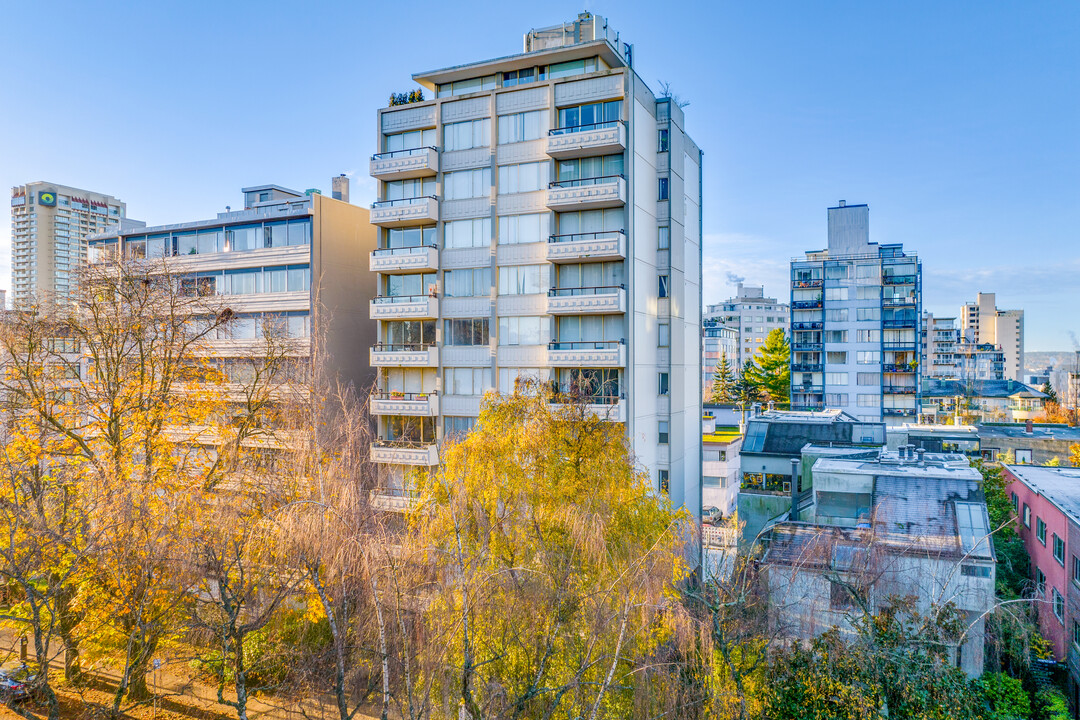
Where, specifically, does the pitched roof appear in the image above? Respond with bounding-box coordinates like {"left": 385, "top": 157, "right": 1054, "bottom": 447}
{"left": 922, "top": 378, "right": 1047, "bottom": 400}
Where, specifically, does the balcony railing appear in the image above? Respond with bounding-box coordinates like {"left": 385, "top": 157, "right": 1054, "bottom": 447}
{"left": 792, "top": 342, "right": 824, "bottom": 351}
{"left": 792, "top": 363, "right": 823, "bottom": 372}
{"left": 883, "top": 408, "right": 917, "bottom": 417}
{"left": 883, "top": 319, "right": 918, "bottom": 329}
{"left": 373, "top": 342, "right": 435, "bottom": 352}
{"left": 883, "top": 363, "right": 917, "bottom": 373}
{"left": 372, "top": 196, "right": 437, "bottom": 208}
{"left": 791, "top": 279, "right": 823, "bottom": 288}
{"left": 548, "top": 284, "right": 624, "bottom": 297}
{"left": 373, "top": 294, "right": 436, "bottom": 304}
{"left": 370, "top": 196, "right": 439, "bottom": 227}
{"left": 793, "top": 385, "right": 824, "bottom": 395}
{"left": 883, "top": 342, "right": 918, "bottom": 351}
{"left": 883, "top": 274, "right": 917, "bottom": 285}
{"left": 373, "top": 391, "right": 435, "bottom": 401}
{"left": 549, "top": 174, "right": 624, "bottom": 189}
{"left": 371, "top": 147, "right": 438, "bottom": 160}
{"left": 548, "top": 231, "right": 624, "bottom": 244}
{"left": 549, "top": 121, "right": 621, "bottom": 136}
{"left": 790, "top": 403, "right": 824, "bottom": 411}
{"left": 546, "top": 230, "right": 626, "bottom": 263}
{"left": 882, "top": 297, "right": 917, "bottom": 307}
{"left": 884, "top": 385, "right": 917, "bottom": 394}
{"left": 370, "top": 147, "right": 439, "bottom": 180}
{"left": 791, "top": 299, "right": 823, "bottom": 309}
{"left": 549, "top": 340, "right": 623, "bottom": 350}
{"left": 792, "top": 321, "right": 823, "bottom": 330}
{"left": 372, "top": 242, "right": 438, "bottom": 256}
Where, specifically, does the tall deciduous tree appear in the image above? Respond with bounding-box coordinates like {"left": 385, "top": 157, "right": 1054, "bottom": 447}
{"left": 745, "top": 329, "right": 791, "bottom": 408}
{"left": 412, "top": 382, "right": 688, "bottom": 719}
{"left": 710, "top": 350, "right": 737, "bottom": 404}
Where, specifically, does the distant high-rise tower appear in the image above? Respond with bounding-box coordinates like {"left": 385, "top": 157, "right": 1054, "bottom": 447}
{"left": 789, "top": 202, "right": 922, "bottom": 425}
{"left": 9, "top": 182, "right": 133, "bottom": 306}
{"left": 367, "top": 13, "right": 703, "bottom": 517}
{"left": 960, "top": 292, "right": 1024, "bottom": 382}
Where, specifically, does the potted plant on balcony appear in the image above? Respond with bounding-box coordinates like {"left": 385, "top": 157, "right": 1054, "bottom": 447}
{"left": 390, "top": 390, "right": 405, "bottom": 399}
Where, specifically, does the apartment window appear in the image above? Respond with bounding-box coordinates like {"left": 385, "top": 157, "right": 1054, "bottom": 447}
{"left": 827, "top": 351, "right": 848, "bottom": 364}
{"left": 384, "top": 127, "right": 436, "bottom": 152}
{"left": 855, "top": 263, "right": 880, "bottom": 279}
{"left": 1054, "top": 534, "right": 1065, "bottom": 565}
{"left": 658, "top": 323, "right": 670, "bottom": 347}
{"left": 385, "top": 177, "right": 434, "bottom": 201}
{"left": 443, "top": 118, "right": 490, "bottom": 151}
{"left": 856, "top": 329, "right": 880, "bottom": 343}
{"left": 498, "top": 161, "right": 550, "bottom": 194}
{"left": 383, "top": 272, "right": 436, "bottom": 298}
{"left": 960, "top": 564, "right": 992, "bottom": 578}
{"left": 445, "top": 416, "right": 477, "bottom": 437}
{"left": 549, "top": 56, "right": 599, "bottom": 79}
{"left": 857, "top": 394, "right": 881, "bottom": 408}
{"left": 499, "top": 213, "right": 550, "bottom": 244}
{"left": 498, "top": 316, "right": 545, "bottom": 346}
{"left": 658, "top": 421, "right": 669, "bottom": 444}
{"left": 826, "top": 309, "right": 849, "bottom": 322}
{"left": 1073, "top": 620, "right": 1080, "bottom": 649}
{"left": 499, "top": 367, "right": 546, "bottom": 394}
{"left": 658, "top": 275, "right": 670, "bottom": 298}
{"left": 557, "top": 207, "right": 622, "bottom": 234}
{"left": 436, "top": 75, "right": 496, "bottom": 97}
{"left": 825, "top": 264, "right": 849, "bottom": 280}
{"left": 444, "top": 318, "right": 489, "bottom": 346}
{"left": 1016, "top": 449, "right": 1033, "bottom": 464}
{"left": 1036, "top": 518, "right": 1047, "bottom": 545}
{"left": 1035, "top": 567, "right": 1046, "bottom": 594}
{"left": 857, "top": 285, "right": 880, "bottom": 300}
{"left": 444, "top": 368, "right": 492, "bottom": 396}
{"left": 556, "top": 98, "right": 620, "bottom": 129}
{"left": 659, "top": 469, "right": 670, "bottom": 494}
{"left": 658, "top": 178, "right": 669, "bottom": 201}
{"left": 658, "top": 226, "right": 670, "bottom": 250}
{"left": 444, "top": 268, "right": 491, "bottom": 297}
{"left": 502, "top": 67, "right": 539, "bottom": 87}
{"left": 1011, "top": 492, "right": 1018, "bottom": 511}
{"left": 825, "top": 330, "right": 848, "bottom": 343}
{"left": 825, "top": 287, "right": 848, "bottom": 301}
{"left": 720, "top": 450, "right": 728, "bottom": 462}
{"left": 658, "top": 372, "right": 670, "bottom": 395}
{"left": 444, "top": 218, "right": 491, "bottom": 249}
{"left": 498, "top": 265, "right": 544, "bottom": 295}
{"left": 825, "top": 393, "right": 849, "bottom": 407}
{"left": 382, "top": 320, "right": 435, "bottom": 346}
{"left": 825, "top": 373, "right": 848, "bottom": 385}
{"left": 1023, "top": 503, "right": 1031, "bottom": 528}
{"left": 857, "top": 307, "right": 880, "bottom": 322}
{"left": 857, "top": 351, "right": 881, "bottom": 364}
{"left": 658, "top": 129, "right": 669, "bottom": 152}
{"left": 829, "top": 581, "right": 856, "bottom": 611}
{"left": 444, "top": 168, "right": 491, "bottom": 200}
{"left": 856, "top": 373, "right": 879, "bottom": 386}
{"left": 557, "top": 154, "right": 623, "bottom": 183}
{"left": 1072, "top": 555, "right": 1080, "bottom": 587}
{"left": 1053, "top": 588, "right": 1065, "bottom": 621}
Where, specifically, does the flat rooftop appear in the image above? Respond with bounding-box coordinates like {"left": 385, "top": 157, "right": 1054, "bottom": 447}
{"left": 1004, "top": 465, "right": 1080, "bottom": 524}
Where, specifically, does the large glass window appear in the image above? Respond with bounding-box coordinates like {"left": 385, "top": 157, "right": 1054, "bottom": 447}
{"left": 384, "top": 128, "right": 436, "bottom": 153}
{"left": 176, "top": 233, "right": 198, "bottom": 256}
{"left": 497, "top": 110, "right": 549, "bottom": 144}
{"left": 498, "top": 213, "right": 550, "bottom": 244}
{"left": 498, "top": 265, "right": 544, "bottom": 295}
{"left": 548, "top": 57, "right": 598, "bottom": 80}
{"left": 556, "top": 154, "right": 624, "bottom": 184}
{"left": 556, "top": 208, "right": 622, "bottom": 234}
{"left": 444, "top": 268, "right": 490, "bottom": 297}
{"left": 556, "top": 315, "right": 622, "bottom": 343}
{"left": 226, "top": 225, "right": 261, "bottom": 252}
{"left": 444, "top": 367, "right": 492, "bottom": 395}
{"left": 383, "top": 273, "right": 437, "bottom": 298}
{"left": 436, "top": 75, "right": 496, "bottom": 98}
{"left": 444, "top": 218, "right": 490, "bottom": 249}
{"left": 556, "top": 367, "right": 619, "bottom": 399}
{"left": 498, "top": 316, "right": 546, "bottom": 346}
{"left": 381, "top": 320, "right": 435, "bottom": 346}
{"left": 197, "top": 229, "right": 225, "bottom": 254}
{"left": 384, "top": 178, "right": 435, "bottom": 201}
{"left": 444, "top": 318, "right": 489, "bottom": 345}
{"left": 383, "top": 226, "right": 436, "bottom": 250}
{"left": 556, "top": 261, "right": 622, "bottom": 290}
{"left": 556, "top": 99, "right": 621, "bottom": 130}
{"left": 225, "top": 268, "right": 259, "bottom": 295}
{"left": 444, "top": 168, "right": 491, "bottom": 200}
{"left": 498, "top": 162, "right": 549, "bottom": 194}
{"left": 443, "top": 118, "right": 490, "bottom": 151}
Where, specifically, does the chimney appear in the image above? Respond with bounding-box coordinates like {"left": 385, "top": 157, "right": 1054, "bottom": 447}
{"left": 1026, "top": 419, "right": 1034, "bottom": 434}
{"left": 768, "top": 400, "right": 775, "bottom": 412}
{"left": 332, "top": 174, "right": 350, "bottom": 203}
{"left": 790, "top": 458, "right": 800, "bottom": 522}
{"left": 838, "top": 200, "right": 846, "bottom": 207}
{"left": 916, "top": 448, "right": 926, "bottom": 467}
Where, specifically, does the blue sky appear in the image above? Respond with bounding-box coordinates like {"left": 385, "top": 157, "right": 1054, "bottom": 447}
{"left": 1, "top": 0, "right": 1077, "bottom": 351}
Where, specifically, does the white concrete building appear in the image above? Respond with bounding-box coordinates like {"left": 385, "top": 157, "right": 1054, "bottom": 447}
{"left": 10, "top": 181, "right": 137, "bottom": 306}
{"left": 961, "top": 292, "right": 1024, "bottom": 382}
{"left": 367, "top": 13, "right": 703, "bottom": 518}
{"left": 789, "top": 202, "right": 922, "bottom": 425}
{"left": 704, "top": 283, "right": 790, "bottom": 368}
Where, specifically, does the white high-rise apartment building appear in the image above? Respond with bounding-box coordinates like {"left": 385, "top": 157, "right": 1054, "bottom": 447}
{"left": 961, "top": 292, "right": 1024, "bottom": 382}
{"left": 789, "top": 202, "right": 922, "bottom": 425}
{"left": 704, "top": 283, "right": 790, "bottom": 368}
{"left": 921, "top": 312, "right": 959, "bottom": 377}
{"left": 367, "top": 13, "right": 703, "bottom": 515}
{"left": 10, "top": 182, "right": 134, "bottom": 305}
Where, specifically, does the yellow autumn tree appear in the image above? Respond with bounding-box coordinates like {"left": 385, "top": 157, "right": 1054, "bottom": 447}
{"left": 411, "top": 381, "right": 689, "bottom": 720}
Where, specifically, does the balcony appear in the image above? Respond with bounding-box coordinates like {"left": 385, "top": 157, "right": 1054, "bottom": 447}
{"left": 370, "top": 391, "right": 439, "bottom": 417}
{"left": 882, "top": 297, "right": 917, "bottom": 308}
{"left": 792, "top": 342, "right": 823, "bottom": 352}
{"left": 546, "top": 230, "right": 626, "bottom": 263}
{"left": 370, "top": 196, "right": 439, "bottom": 227}
{"left": 791, "top": 403, "right": 825, "bottom": 411}
{"left": 369, "top": 489, "right": 419, "bottom": 513}
{"left": 369, "top": 244, "right": 439, "bottom": 274}
{"left": 546, "top": 176, "right": 626, "bottom": 211}
{"left": 791, "top": 279, "right": 823, "bottom": 289}
{"left": 883, "top": 408, "right": 917, "bottom": 417}
{"left": 883, "top": 363, "right": 917, "bottom": 373}
{"left": 370, "top": 343, "right": 439, "bottom": 368}
{"left": 546, "top": 122, "right": 626, "bottom": 159}
{"left": 546, "top": 285, "right": 626, "bottom": 315}
{"left": 883, "top": 274, "right": 917, "bottom": 286}
{"left": 883, "top": 318, "right": 918, "bottom": 329}
{"left": 370, "top": 441, "right": 439, "bottom": 466}
{"left": 369, "top": 147, "right": 439, "bottom": 180}
{"left": 370, "top": 295, "right": 438, "bottom": 320}
{"left": 884, "top": 385, "right": 917, "bottom": 395}
{"left": 547, "top": 340, "right": 626, "bottom": 367}
{"left": 792, "top": 321, "right": 823, "bottom": 330}
{"left": 793, "top": 385, "right": 824, "bottom": 395}
{"left": 792, "top": 363, "right": 823, "bottom": 372}
{"left": 883, "top": 342, "right": 918, "bottom": 352}
{"left": 550, "top": 393, "right": 627, "bottom": 422}
{"left": 791, "top": 299, "right": 823, "bottom": 310}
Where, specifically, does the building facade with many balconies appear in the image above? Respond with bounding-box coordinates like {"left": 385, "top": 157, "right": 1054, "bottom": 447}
{"left": 367, "top": 13, "right": 703, "bottom": 518}
{"left": 789, "top": 202, "right": 922, "bottom": 425}
{"left": 87, "top": 182, "right": 377, "bottom": 397}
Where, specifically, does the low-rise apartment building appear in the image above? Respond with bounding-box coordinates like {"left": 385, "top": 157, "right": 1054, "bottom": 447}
{"left": 763, "top": 451, "right": 994, "bottom": 677}
{"left": 920, "top": 378, "right": 1046, "bottom": 424}
{"left": 1005, "top": 465, "right": 1080, "bottom": 707}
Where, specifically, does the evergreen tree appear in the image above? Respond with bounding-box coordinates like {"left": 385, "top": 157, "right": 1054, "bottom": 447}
{"left": 746, "top": 328, "right": 791, "bottom": 408}
{"left": 710, "top": 350, "right": 737, "bottom": 404}
{"left": 735, "top": 361, "right": 763, "bottom": 407}
{"left": 1042, "top": 381, "right": 1059, "bottom": 405}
